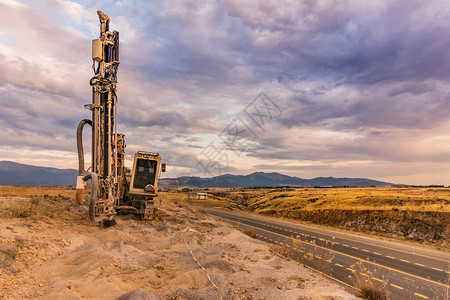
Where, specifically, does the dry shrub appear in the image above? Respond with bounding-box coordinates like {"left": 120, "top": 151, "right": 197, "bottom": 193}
{"left": 4, "top": 197, "right": 68, "bottom": 220}
{"left": 0, "top": 247, "right": 18, "bottom": 260}
{"left": 290, "top": 235, "right": 335, "bottom": 275}
{"left": 309, "top": 240, "right": 335, "bottom": 274}
{"left": 359, "top": 285, "right": 388, "bottom": 300}
{"left": 9, "top": 202, "right": 34, "bottom": 218}
{"left": 0, "top": 237, "right": 26, "bottom": 260}
{"left": 351, "top": 261, "right": 388, "bottom": 300}
{"left": 269, "top": 244, "right": 290, "bottom": 259}
{"left": 193, "top": 207, "right": 207, "bottom": 219}
{"left": 242, "top": 227, "right": 258, "bottom": 239}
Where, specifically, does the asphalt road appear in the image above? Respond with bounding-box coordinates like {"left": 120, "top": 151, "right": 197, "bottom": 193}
{"left": 205, "top": 208, "right": 450, "bottom": 299}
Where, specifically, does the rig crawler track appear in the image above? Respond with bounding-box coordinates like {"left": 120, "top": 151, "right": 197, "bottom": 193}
{"left": 206, "top": 208, "right": 450, "bottom": 299}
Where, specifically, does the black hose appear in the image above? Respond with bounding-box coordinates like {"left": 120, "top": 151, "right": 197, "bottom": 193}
{"left": 77, "top": 119, "right": 92, "bottom": 176}
{"left": 83, "top": 172, "right": 98, "bottom": 222}
{"left": 75, "top": 119, "right": 92, "bottom": 205}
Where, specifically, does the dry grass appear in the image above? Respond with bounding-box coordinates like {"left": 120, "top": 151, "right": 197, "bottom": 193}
{"left": 351, "top": 261, "right": 389, "bottom": 300}
{"left": 169, "top": 187, "right": 450, "bottom": 212}
{"left": 445, "top": 263, "right": 450, "bottom": 300}
{"left": 0, "top": 237, "right": 25, "bottom": 260}
{"left": 181, "top": 187, "right": 449, "bottom": 247}
{"left": 239, "top": 187, "right": 450, "bottom": 212}
{"left": 289, "top": 235, "right": 335, "bottom": 275}
{"left": 242, "top": 227, "right": 258, "bottom": 239}
{"left": 4, "top": 186, "right": 448, "bottom": 212}
{"left": 269, "top": 244, "right": 290, "bottom": 259}
{"left": 309, "top": 240, "right": 335, "bottom": 274}
{"left": 159, "top": 191, "right": 241, "bottom": 212}
{"left": 179, "top": 186, "right": 450, "bottom": 212}
{"left": 0, "top": 191, "right": 72, "bottom": 221}
{"left": 0, "top": 186, "right": 74, "bottom": 199}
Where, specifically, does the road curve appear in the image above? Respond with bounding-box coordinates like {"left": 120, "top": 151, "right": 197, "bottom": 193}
{"left": 205, "top": 208, "right": 450, "bottom": 300}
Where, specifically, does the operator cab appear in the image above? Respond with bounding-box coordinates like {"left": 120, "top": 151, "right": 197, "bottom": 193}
{"left": 129, "top": 151, "right": 165, "bottom": 196}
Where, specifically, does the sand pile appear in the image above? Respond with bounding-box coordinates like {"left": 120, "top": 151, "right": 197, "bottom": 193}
{"left": 0, "top": 196, "right": 357, "bottom": 299}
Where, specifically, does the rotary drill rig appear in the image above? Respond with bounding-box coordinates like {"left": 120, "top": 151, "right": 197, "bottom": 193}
{"left": 75, "top": 11, "right": 165, "bottom": 226}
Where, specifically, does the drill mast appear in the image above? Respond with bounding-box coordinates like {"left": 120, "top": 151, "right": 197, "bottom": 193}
{"left": 75, "top": 11, "right": 164, "bottom": 225}
{"left": 90, "top": 11, "right": 123, "bottom": 219}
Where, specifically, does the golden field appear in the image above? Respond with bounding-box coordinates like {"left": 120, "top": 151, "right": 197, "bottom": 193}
{"left": 0, "top": 186, "right": 448, "bottom": 247}
{"left": 0, "top": 186, "right": 74, "bottom": 199}
{"left": 2, "top": 186, "right": 448, "bottom": 212}
{"left": 161, "top": 187, "right": 450, "bottom": 247}
{"left": 162, "top": 186, "right": 450, "bottom": 212}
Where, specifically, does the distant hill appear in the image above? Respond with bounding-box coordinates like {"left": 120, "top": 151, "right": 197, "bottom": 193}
{"left": 0, "top": 161, "right": 77, "bottom": 186}
{"left": 0, "top": 161, "right": 392, "bottom": 187}
{"left": 160, "top": 172, "right": 392, "bottom": 188}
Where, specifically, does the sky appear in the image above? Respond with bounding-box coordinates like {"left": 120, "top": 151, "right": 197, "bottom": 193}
{"left": 1, "top": 0, "right": 450, "bottom": 185}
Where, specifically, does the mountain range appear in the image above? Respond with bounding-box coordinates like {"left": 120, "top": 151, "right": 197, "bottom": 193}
{"left": 0, "top": 161, "right": 392, "bottom": 187}
{"left": 0, "top": 161, "right": 77, "bottom": 186}
{"left": 160, "top": 172, "right": 392, "bottom": 187}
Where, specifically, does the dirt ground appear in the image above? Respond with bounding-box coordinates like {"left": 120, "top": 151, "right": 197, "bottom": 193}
{"left": 0, "top": 196, "right": 358, "bottom": 300}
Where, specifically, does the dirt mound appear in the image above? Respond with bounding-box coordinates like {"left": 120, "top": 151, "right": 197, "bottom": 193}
{"left": 0, "top": 196, "right": 356, "bottom": 299}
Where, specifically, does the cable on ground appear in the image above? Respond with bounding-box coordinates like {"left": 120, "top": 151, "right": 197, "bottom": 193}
{"left": 182, "top": 228, "right": 223, "bottom": 300}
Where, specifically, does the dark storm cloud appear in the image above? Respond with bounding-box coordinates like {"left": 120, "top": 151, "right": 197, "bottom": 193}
{"left": 108, "top": 1, "right": 261, "bottom": 90}
{"left": 1, "top": 0, "right": 450, "bottom": 183}
{"left": 278, "top": 81, "right": 450, "bottom": 132}
{"left": 116, "top": 0, "right": 450, "bottom": 136}
{"left": 221, "top": 1, "right": 450, "bottom": 85}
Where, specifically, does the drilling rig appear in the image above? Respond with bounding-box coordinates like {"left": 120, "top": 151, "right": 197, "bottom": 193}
{"left": 75, "top": 11, "right": 165, "bottom": 226}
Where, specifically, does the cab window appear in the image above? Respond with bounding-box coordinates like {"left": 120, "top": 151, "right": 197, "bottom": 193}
{"left": 133, "top": 159, "right": 157, "bottom": 189}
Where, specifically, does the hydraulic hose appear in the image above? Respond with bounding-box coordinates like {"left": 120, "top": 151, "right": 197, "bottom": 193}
{"left": 83, "top": 172, "right": 98, "bottom": 222}
{"left": 75, "top": 119, "right": 92, "bottom": 205}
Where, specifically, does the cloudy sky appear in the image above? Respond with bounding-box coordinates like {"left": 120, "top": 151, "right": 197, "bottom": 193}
{"left": 1, "top": 0, "right": 450, "bottom": 185}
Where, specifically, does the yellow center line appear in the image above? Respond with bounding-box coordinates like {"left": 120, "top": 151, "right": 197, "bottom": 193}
{"left": 432, "top": 267, "right": 443, "bottom": 272}
{"left": 212, "top": 214, "right": 450, "bottom": 288}
{"left": 373, "top": 252, "right": 381, "bottom": 255}
{"left": 301, "top": 263, "right": 359, "bottom": 291}
{"left": 390, "top": 284, "right": 404, "bottom": 290}
{"left": 414, "top": 263, "right": 425, "bottom": 267}
{"left": 362, "top": 249, "right": 370, "bottom": 252}
{"left": 212, "top": 210, "right": 450, "bottom": 263}
{"left": 373, "top": 277, "right": 383, "bottom": 282}
{"left": 413, "top": 292, "right": 429, "bottom": 299}
{"left": 335, "top": 263, "right": 344, "bottom": 267}
{"left": 400, "top": 259, "right": 410, "bottom": 263}
{"left": 387, "top": 255, "right": 395, "bottom": 259}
